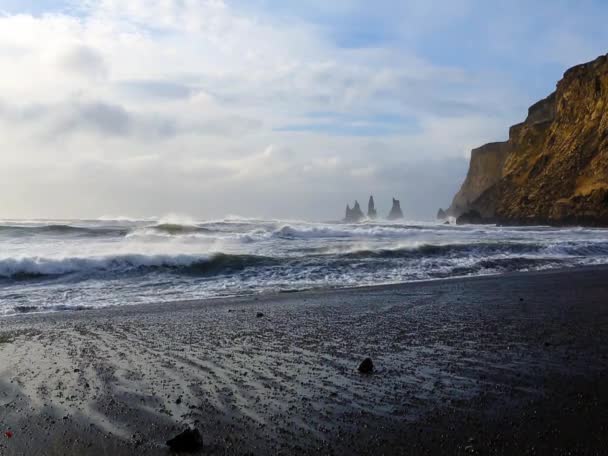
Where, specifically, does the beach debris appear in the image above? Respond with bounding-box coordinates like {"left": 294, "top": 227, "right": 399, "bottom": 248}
{"left": 166, "top": 428, "right": 203, "bottom": 453}
{"left": 176, "top": 396, "right": 182, "bottom": 405}
{"left": 358, "top": 357, "right": 374, "bottom": 374}
{"left": 4, "top": 430, "right": 13, "bottom": 439}
{"left": 256, "top": 312, "right": 264, "bottom": 318}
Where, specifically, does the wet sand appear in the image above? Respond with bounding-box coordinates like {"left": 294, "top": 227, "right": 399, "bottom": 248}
{"left": 1, "top": 266, "right": 607, "bottom": 455}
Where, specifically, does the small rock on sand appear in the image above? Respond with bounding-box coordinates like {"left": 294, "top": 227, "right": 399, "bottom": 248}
{"left": 166, "top": 428, "right": 203, "bottom": 453}
{"left": 256, "top": 312, "right": 264, "bottom": 318}
{"left": 358, "top": 358, "right": 374, "bottom": 374}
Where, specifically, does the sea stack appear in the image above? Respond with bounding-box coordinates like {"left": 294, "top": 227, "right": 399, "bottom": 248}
{"left": 387, "top": 198, "right": 404, "bottom": 220}
{"left": 367, "top": 196, "right": 377, "bottom": 219}
{"left": 344, "top": 201, "right": 365, "bottom": 223}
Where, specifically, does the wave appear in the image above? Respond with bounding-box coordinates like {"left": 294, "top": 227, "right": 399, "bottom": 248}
{"left": 3, "top": 238, "right": 608, "bottom": 281}
{"left": 148, "top": 223, "right": 213, "bottom": 235}
{"left": 0, "top": 224, "right": 129, "bottom": 237}
{"left": 271, "top": 224, "right": 424, "bottom": 239}
{"left": 338, "top": 241, "right": 544, "bottom": 259}
{"left": 0, "top": 253, "right": 276, "bottom": 280}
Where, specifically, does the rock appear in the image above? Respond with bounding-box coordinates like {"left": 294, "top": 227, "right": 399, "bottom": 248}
{"left": 344, "top": 200, "right": 365, "bottom": 222}
{"left": 456, "top": 210, "right": 485, "bottom": 225}
{"left": 256, "top": 312, "right": 264, "bottom": 318}
{"left": 358, "top": 357, "right": 374, "bottom": 374}
{"left": 443, "top": 53, "right": 608, "bottom": 226}
{"left": 387, "top": 198, "right": 404, "bottom": 220}
{"left": 367, "top": 195, "right": 377, "bottom": 219}
{"left": 166, "top": 428, "right": 203, "bottom": 453}
{"left": 437, "top": 208, "right": 447, "bottom": 220}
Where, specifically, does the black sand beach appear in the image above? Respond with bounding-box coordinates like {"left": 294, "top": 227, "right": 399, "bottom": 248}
{"left": 1, "top": 267, "right": 607, "bottom": 455}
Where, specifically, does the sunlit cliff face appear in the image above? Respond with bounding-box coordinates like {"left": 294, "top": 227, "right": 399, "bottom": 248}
{"left": 0, "top": 0, "right": 607, "bottom": 220}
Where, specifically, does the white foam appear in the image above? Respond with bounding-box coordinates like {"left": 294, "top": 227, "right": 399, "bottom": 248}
{"left": 0, "top": 253, "right": 215, "bottom": 278}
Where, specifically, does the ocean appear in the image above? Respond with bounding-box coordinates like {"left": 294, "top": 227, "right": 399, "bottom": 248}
{"left": 1, "top": 216, "right": 607, "bottom": 316}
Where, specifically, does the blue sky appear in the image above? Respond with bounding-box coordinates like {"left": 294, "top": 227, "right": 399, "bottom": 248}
{"left": 0, "top": 0, "right": 607, "bottom": 219}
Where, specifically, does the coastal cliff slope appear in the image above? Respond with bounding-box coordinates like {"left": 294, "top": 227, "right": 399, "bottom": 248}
{"left": 446, "top": 53, "right": 608, "bottom": 225}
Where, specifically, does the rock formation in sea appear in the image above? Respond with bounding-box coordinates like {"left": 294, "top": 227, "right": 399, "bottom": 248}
{"left": 367, "top": 196, "right": 377, "bottom": 219}
{"left": 387, "top": 198, "right": 404, "bottom": 220}
{"left": 443, "top": 53, "right": 608, "bottom": 226}
{"left": 344, "top": 201, "right": 365, "bottom": 222}
{"left": 436, "top": 208, "right": 447, "bottom": 220}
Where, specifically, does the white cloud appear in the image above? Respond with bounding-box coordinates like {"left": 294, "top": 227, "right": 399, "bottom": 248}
{"left": 0, "top": 0, "right": 602, "bottom": 220}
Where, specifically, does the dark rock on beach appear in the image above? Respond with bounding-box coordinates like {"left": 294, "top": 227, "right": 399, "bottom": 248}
{"left": 358, "top": 357, "right": 374, "bottom": 374}
{"left": 166, "top": 428, "right": 203, "bottom": 453}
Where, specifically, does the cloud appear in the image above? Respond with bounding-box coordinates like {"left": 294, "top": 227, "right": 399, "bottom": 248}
{"left": 118, "top": 80, "right": 195, "bottom": 100}
{"left": 0, "top": 0, "right": 607, "bottom": 220}
{"left": 59, "top": 44, "right": 108, "bottom": 80}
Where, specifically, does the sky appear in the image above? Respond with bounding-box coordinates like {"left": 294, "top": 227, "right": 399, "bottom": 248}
{"left": 0, "top": 0, "right": 607, "bottom": 221}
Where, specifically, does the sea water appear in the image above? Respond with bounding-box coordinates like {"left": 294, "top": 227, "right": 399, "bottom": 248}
{"left": 1, "top": 216, "right": 607, "bottom": 316}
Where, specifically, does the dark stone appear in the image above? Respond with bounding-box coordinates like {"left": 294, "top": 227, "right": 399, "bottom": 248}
{"left": 166, "top": 428, "right": 203, "bottom": 453}
{"left": 256, "top": 312, "right": 264, "bottom": 318}
{"left": 358, "top": 357, "right": 374, "bottom": 374}
{"left": 387, "top": 198, "right": 404, "bottom": 220}
{"left": 368, "top": 196, "right": 377, "bottom": 219}
{"left": 344, "top": 201, "right": 365, "bottom": 222}
{"left": 456, "top": 210, "right": 485, "bottom": 225}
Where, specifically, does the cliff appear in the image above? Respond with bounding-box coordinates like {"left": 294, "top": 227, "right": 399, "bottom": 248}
{"left": 446, "top": 142, "right": 511, "bottom": 217}
{"left": 445, "top": 53, "right": 608, "bottom": 226}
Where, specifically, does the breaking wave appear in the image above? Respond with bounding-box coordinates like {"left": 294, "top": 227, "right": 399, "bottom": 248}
{"left": 0, "top": 224, "right": 129, "bottom": 237}
{"left": 2, "top": 239, "right": 607, "bottom": 281}
{"left": 0, "top": 253, "right": 275, "bottom": 279}
{"left": 2, "top": 217, "right": 608, "bottom": 315}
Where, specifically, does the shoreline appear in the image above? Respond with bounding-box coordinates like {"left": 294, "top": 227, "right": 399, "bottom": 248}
{"left": 4, "top": 263, "right": 608, "bottom": 321}
{"left": 1, "top": 265, "right": 608, "bottom": 454}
